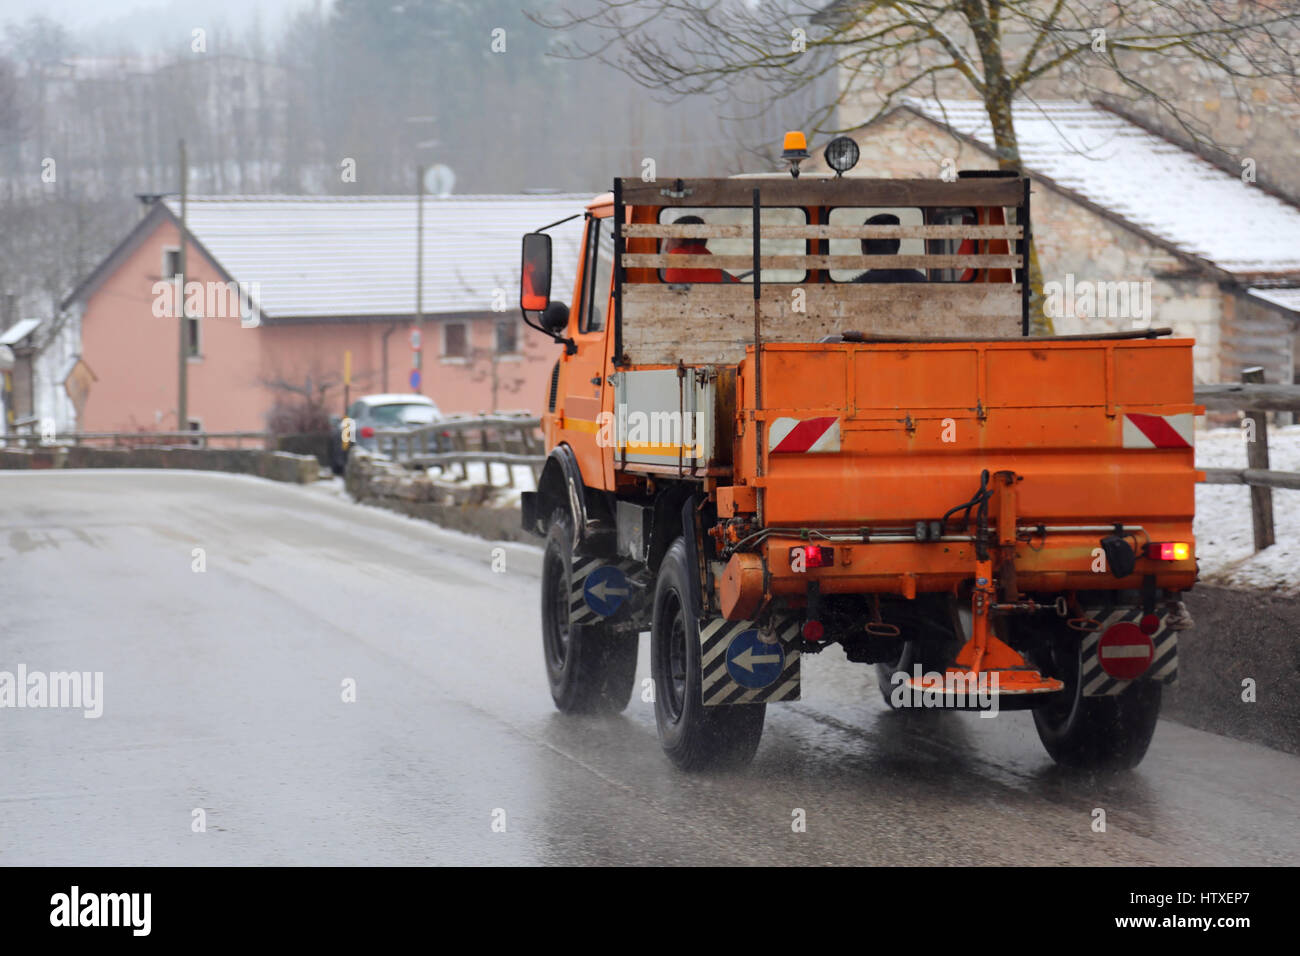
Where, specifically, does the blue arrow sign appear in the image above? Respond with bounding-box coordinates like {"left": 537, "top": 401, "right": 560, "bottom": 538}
{"left": 582, "top": 565, "right": 630, "bottom": 618}
{"left": 409, "top": 369, "right": 421, "bottom": 390}
{"left": 725, "top": 629, "right": 785, "bottom": 688}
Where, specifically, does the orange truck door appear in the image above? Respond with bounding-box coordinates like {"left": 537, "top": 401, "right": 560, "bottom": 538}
{"left": 556, "top": 212, "right": 615, "bottom": 488}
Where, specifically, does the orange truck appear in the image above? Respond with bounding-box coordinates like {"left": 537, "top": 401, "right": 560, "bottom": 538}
{"left": 519, "top": 137, "right": 1198, "bottom": 771}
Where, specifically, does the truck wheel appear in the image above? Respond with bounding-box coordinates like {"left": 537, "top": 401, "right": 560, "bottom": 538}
{"left": 1032, "top": 636, "right": 1161, "bottom": 770}
{"left": 872, "top": 597, "right": 961, "bottom": 708}
{"left": 874, "top": 641, "right": 951, "bottom": 709}
{"left": 650, "top": 538, "right": 765, "bottom": 770}
{"left": 541, "top": 509, "right": 637, "bottom": 714}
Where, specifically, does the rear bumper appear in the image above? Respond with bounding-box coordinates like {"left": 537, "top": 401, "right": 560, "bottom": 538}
{"left": 717, "top": 532, "right": 1196, "bottom": 619}
{"left": 767, "top": 533, "right": 1194, "bottom": 593}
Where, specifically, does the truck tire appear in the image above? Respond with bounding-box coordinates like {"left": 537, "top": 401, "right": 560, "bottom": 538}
{"left": 874, "top": 641, "right": 952, "bottom": 709}
{"left": 872, "top": 596, "right": 961, "bottom": 708}
{"left": 1032, "top": 634, "right": 1161, "bottom": 770}
{"left": 650, "top": 538, "right": 765, "bottom": 770}
{"left": 541, "top": 509, "right": 637, "bottom": 714}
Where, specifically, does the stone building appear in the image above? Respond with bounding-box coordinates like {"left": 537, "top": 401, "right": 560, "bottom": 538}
{"left": 802, "top": 99, "right": 1300, "bottom": 385}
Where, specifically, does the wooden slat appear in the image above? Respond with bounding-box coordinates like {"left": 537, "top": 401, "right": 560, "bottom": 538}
{"left": 623, "top": 223, "right": 1023, "bottom": 240}
{"left": 625, "top": 282, "right": 1019, "bottom": 305}
{"left": 620, "top": 283, "right": 1021, "bottom": 365}
{"left": 1194, "top": 383, "right": 1300, "bottom": 412}
{"left": 623, "top": 254, "right": 1022, "bottom": 270}
{"left": 1201, "top": 467, "right": 1300, "bottom": 491}
{"left": 619, "top": 177, "right": 1026, "bottom": 208}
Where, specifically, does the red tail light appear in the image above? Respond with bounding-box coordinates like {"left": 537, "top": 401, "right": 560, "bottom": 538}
{"left": 791, "top": 545, "right": 833, "bottom": 570}
{"left": 1144, "top": 542, "right": 1190, "bottom": 561}
{"left": 360, "top": 426, "right": 375, "bottom": 439}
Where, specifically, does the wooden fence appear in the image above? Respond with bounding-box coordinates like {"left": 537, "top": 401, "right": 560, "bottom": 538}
{"left": 373, "top": 414, "right": 544, "bottom": 488}
{"left": 1195, "top": 367, "right": 1300, "bottom": 552}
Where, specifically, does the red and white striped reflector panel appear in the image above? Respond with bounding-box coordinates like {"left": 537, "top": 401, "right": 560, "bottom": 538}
{"left": 769, "top": 416, "right": 840, "bottom": 453}
{"left": 1122, "top": 412, "right": 1192, "bottom": 449}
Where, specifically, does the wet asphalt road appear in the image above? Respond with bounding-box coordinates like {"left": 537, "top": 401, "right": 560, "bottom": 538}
{"left": 1, "top": 470, "right": 1296, "bottom": 866}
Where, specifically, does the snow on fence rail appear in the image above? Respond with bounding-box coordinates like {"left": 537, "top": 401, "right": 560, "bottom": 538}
{"left": 1195, "top": 369, "right": 1300, "bottom": 552}
{"left": 373, "top": 414, "right": 544, "bottom": 488}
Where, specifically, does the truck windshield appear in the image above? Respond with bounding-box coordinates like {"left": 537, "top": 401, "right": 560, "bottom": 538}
{"left": 827, "top": 205, "right": 924, "bottom": 283}
{"left": 657, "top": 206, "right": 807, "bottom": 283}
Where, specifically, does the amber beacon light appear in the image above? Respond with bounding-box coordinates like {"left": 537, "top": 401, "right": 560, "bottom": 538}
{"left": 782, "top": 131, "right": 809, "bottom": 178}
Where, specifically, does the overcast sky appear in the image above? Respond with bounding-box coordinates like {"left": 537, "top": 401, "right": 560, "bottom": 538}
{"left": 2, "top": 0, "right": 321, "bottom": 52}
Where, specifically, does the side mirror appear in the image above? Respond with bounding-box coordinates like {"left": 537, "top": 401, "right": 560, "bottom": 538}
{"left": 520, "top": 232, "right": 552, "bottom": 312}
{"left": 540, "top": 301, "right": 569, "bottom": 333}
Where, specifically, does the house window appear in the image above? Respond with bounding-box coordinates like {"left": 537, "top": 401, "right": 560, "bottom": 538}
{"left": 162, "top": 247, "right": 181, "bottom": 278}
{"left": 186, "top": 314, "right": 201, "bottom": 358}
{"left": 442, "top": 321, "right": 468, "bottom": 360}
{"left": 495, "top": 319, "right": 518, "bottom": 355}
{"left": 187, "top": 418, "right": 202, "bottom": 446}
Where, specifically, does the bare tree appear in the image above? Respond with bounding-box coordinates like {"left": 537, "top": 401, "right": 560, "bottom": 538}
{"left": 260, "top": 366, "right": 341, "bottom": 434}
{"left": 533, "top": 0, "right": 1300, "bottom": 333}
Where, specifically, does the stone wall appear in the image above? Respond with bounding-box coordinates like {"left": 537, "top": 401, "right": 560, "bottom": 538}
{"left": 1220, "top": 293, "right": 1298, "bottom": 387}
{"left": 344, "top": 452, "right": 529, "bottom": 542}
{"left": 0, "top": 445, "right": 320, "bottom": 483}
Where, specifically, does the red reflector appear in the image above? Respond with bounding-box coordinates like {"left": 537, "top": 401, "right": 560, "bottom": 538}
{"left": 1139, "top": 614, "right": 1160, "bottom": 635}
{"left": 802, "top": 620, "right": 824, "bottom": 641}
{"left": 360, "top": 426, "right": 375, "bottom": 439}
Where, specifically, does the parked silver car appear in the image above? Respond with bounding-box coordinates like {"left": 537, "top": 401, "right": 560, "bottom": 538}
{"left": 329, "top": 393, "right": 442, "bottom": 474}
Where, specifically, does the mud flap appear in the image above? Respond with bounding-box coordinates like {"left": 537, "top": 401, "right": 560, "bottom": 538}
{"left": 569, "top": 557, "right": 643, "bottom": 624}
{"left": 1081, "top": 607, "right": 1179, "bottom": 697}
{"left": 699, "top": 615, "right": 801, "bottom": 706}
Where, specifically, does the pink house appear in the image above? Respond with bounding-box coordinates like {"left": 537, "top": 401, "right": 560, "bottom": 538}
{"left": 62, "top": 195, "right": 586, "bottom": 433}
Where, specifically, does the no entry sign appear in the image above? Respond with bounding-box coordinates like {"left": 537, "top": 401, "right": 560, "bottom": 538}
{"left": 1097, "top": 622, "right": 1154, "bottom": 681}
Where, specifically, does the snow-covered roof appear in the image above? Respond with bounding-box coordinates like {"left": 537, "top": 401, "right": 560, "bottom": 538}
{"left": 160, "top": 195, "right": 588, "bottom": 320}
{"left": 1246, "top": 287, "right": 1300, "bottom": 313}
{"left": 900, "top": 99, "right": 1300, "bottom": 277}
{"left": 0, "top": 318, "right": 41, "bottom": 345}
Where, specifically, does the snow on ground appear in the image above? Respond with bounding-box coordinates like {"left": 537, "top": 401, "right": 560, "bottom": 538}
{"left": 1195, "top": 423, "right": 1300, "bottom": 592}
{"left": 425, "top": 461, "right": 536, "bottom": 507}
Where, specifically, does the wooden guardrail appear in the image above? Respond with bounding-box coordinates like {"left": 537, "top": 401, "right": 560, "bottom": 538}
{"left": 373, "top": 414, "right": 544, "bottom": 488}
{"left": 1195, "top": 368, "right": 1300, "bottom": 552}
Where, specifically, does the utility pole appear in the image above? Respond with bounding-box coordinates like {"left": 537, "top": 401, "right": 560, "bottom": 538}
{"left": 177, "top": 138, "right": 189, "bottom": 435}
{"left": 414, "top": 163, "right": 424, "bottom": 395}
